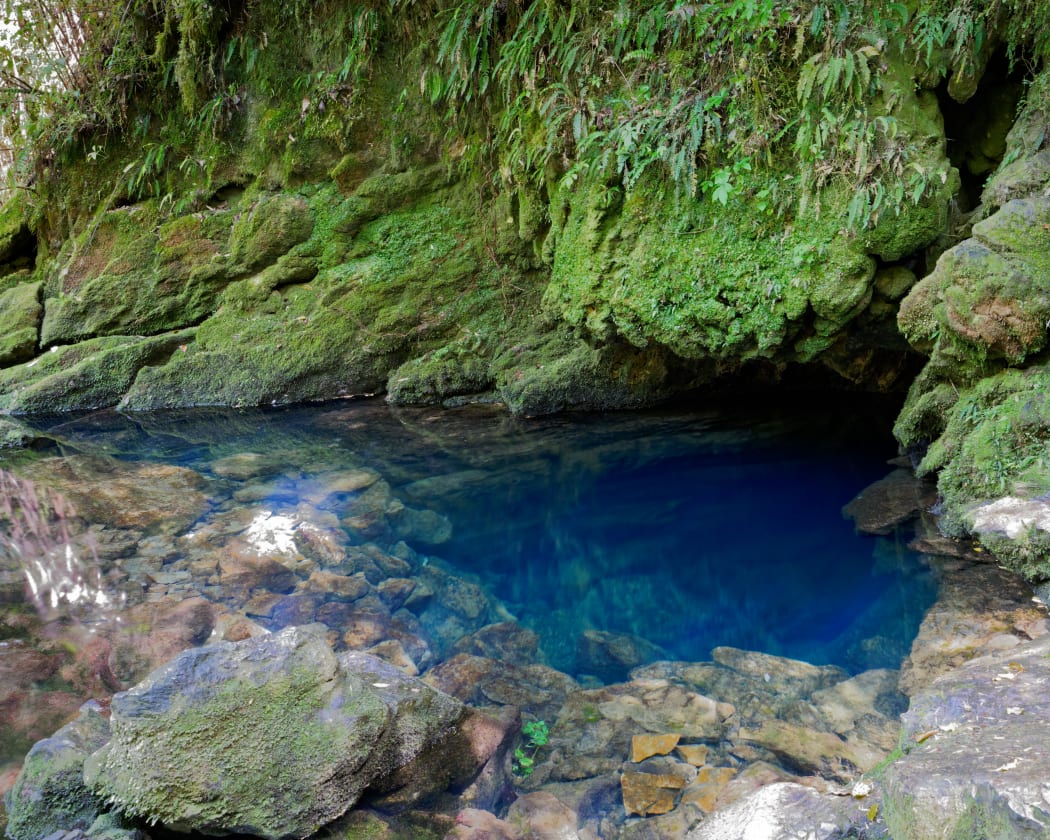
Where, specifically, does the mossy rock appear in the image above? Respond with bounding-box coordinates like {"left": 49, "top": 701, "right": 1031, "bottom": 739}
{"left": 39, "top": 205, "right": 236, "bottom": 345}
{"left": 0, "top": 330, "right": 196, "bottom": 414}
{"left": 0, "top": 281, "right": 42, "bottom": 366}
{"left": 229, "top": 191, "right": 315, "bottom": 272}
{"left": 4, "top": 702, "right": 111, "bottom": 840}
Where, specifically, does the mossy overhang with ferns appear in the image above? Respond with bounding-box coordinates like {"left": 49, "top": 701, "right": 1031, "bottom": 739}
{"left": 1, "top": 0, "right": 1050, "bottom": 575}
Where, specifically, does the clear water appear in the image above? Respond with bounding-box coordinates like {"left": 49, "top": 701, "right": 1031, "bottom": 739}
{"left": 8, "top": 392, "right": 936, "bottom": 678}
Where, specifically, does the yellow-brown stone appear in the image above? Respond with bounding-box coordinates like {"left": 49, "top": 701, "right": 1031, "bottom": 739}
{"left": 631, "top": 733, "right": 681, "bottom": 763}
{"left": 675, "top": 744, "right": 709, "bottom": 766}
{"left": 681, "top": 766, "right": 738, "bottom": 814}
{"left": 621, "top": 771, "right": 687, "bottom": 817}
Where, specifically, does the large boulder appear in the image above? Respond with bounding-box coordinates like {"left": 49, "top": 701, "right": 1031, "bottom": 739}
{"left": 83, "top": 624, "right": 465, "bottom": 839}
{"left": 881, "top": 633, "right": 1050, "bottom": 838}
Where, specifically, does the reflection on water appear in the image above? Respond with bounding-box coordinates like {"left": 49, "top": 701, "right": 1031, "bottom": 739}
{"left": 0, "top": 394, "right": 938, "bottom": 772}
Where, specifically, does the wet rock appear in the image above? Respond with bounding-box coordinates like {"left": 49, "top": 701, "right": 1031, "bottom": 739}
{"left": 506, "top": 790, "right": 580, "bottom": 835}
{"left": 842, "top": 469, "right": 937, "bottom": 535}
{"left": 417, "top": 566, "right": 505, "bottom": 654}
{"left": 810, "top": 669, "right": 904, "bottom": 755}
{"left": 446, "top": 808, "right": 521, "bottom": 840}
{"left": 377, "top": 577, "right": 417, "bottom": 611}
{"left": 734, "top": 719, "right": 876, "bottom": 784}
{"left": 631, "top": 733, "right": 680, "bottom": 763}
{"left": 19, "top": 457, "right": 210, "bottom": 537}
{"left": 899, "top": 556, "right": 1048, "bottom": 695}
{"left": 209, "top": 452, "right": 285, "bottom": 481}
{"left": 366, "top": 704, "right": 517, "bottom": 815}
{"left": 532, "top": 680, "right": 733, "bottom": 784}
{"left": 424, "top": 654, "right": 579, "bottom": 722}
{"left": 84, "top": 625, "right": 465, "bottom": 840}
{"left": 881, "top": 633, "right": 1050, "bottom": 839}
{"left": 298, "top": 569, "right": 372, "bottom": 602}
{"left": 452, "top": 622, "right": 541, "bottom": 666}
{"left": 4, "top": 701, "right": 110, "bottom": 840}
{"left": 106, "top": 596, "right": 215, "bottom": 685}
{"left": 575, "top": 629, "right": 669, "bottom": 683}
{"left": 621, "top": 757, "right": 696, "bottom": 817}
{"left": 390, "top": 505, "right": 452, "bottom": 547}
{"left": 686, "top": 782, "right": 885, "bottom": 839}
{"left": 710, "top": 647, "right": 847, "bottom": 696}
{"left": 365, "top": 639, "right": 419, "bottom": 675}
{"left": 680, "top": 766, "right": 738, "bottom": 814}
{"left": 215, "top": 539, "right": 300, "bottom": 596}
{"left": 299, "top": 468, "right": 380, "bottom": 507}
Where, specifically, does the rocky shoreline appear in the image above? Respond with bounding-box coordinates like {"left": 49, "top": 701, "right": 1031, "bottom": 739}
{"left": 1, "top": 413, "right": 1048, "bottom": 839}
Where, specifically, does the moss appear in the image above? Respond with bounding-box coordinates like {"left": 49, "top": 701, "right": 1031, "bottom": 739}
{"left": 38, "top": 204, "right": 236, "bottom": 346}
{"left": 0, "top": 330, "right": 196, "bottom": 414}
{"left": 228, "top": 191, "right": 316, "bottom": 273}
{"left": 0, "top": 281, "right": 43, "bottom": 366}
{"left": 84, "top": 667, "right": 390, "bottom": 837}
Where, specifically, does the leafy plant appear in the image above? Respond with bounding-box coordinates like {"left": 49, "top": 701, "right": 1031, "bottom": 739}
{"left": 512, "top": 719, "right": 549, "bottom": 778}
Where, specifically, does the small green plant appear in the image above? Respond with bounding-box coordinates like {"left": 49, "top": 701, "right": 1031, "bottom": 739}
{"left": 512, "top": 719, "right": 549, "bottom": 778}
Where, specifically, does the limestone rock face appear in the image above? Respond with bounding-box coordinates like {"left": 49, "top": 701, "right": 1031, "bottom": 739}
{"left": 83, "top": 625, "right": 464, "bottom": 839}
{"left": 881, "top": 634, "right": 1050, "bottom": 839}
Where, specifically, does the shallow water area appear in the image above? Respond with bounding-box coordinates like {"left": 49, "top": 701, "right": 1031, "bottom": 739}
{"left": 0, "top": 394, "right": 939, "bottom": 829}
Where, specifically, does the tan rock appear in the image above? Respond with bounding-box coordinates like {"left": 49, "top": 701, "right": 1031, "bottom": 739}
{"left": 681, "top": 766, "right": 737, "bottom": 813}
{"left": 632, "top": 733, "right": 681, "bottom": 763}
{"left": 621, "top": 771, "right": 686, "bottom": 817}
{"left": 676, "top": 744, "right": 709, "bottom": 766}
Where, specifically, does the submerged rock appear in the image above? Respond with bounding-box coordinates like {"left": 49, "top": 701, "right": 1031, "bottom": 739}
{"left": 83, "top": 624, "right": 465, "bottom": 839}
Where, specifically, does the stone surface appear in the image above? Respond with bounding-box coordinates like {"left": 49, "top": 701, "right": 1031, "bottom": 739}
{"left": 631, "top": 733, "right": 680, "bottom": 763}
{"left": 881, "top": 633, "right": 1050, "bottom": 839}
{"left": 621, "top": 770, "right": 687, "bottom": 817}
{"left": 4, "top": 702, "right": 111, "bottom": 840}
{"left": 83, "top": 625, "right": 464, "bottom": 839}
{"left": 898, "top": 555, "right": 1048, "bottom": 695}
{"left": 686, "top": 782, "right": 885, "bottom": 839}
{"left": 842, "top": 468, "right": 938, "bottom": 535}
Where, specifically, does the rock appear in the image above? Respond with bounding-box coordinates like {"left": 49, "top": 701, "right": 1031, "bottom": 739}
{"left": 506, "top": 790, "right": 580, "bottom": 836}
{"left": 4, "top": 701, "right": 111, "bottom": 840}
{"left": 621, "top": 761, "right": 693, "bottom": 817}
{"left": 734, "top": 719, "right": 878, "bottom": 784}
{"left": 446, "top": 808, "right": 521, "bottom": 840}
{"left": 710, "top": 647, "right": 847, "bottom": 696}
{"left": 881, "top": 633, "right": 1050, "bottom": 839}
{"left": 0, "top": 282, "right": 42, "bottom": 367}
{"left": 424, "top": 654, "right": 579, "bottom": 722}
{"left": 899, "top": 556, "right": 1047, "bottom": 695}
{"left": 391, "top": 506, "right": 453, "bottom": 547}
{"left": 680, "top": 766, "right": 738, "bottom": 814}
{"left": 83, "top": 625, "right": 465, "bottom": 839}
{"left": 631, "top": 733, "right": 680, "bottom": 763}
{"left": 685, "top": 782, "right": 885, "bottom": 839}
{"left": 451, "top": 622, "right": 541, "bottom": 666}
{"left": 17, "top": 457, "right": 210, "bottom": 538}
{"left": 842, "top": 469, "right": 938, "bottom": 535}
{"left": 531, "top": 680, "right": 732, "bottom": 784}
{"left": 575, "top": 629, "right": 669, "bottom": 683}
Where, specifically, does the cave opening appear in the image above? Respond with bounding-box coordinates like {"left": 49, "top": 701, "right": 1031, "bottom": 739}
{"left": 937, "top": 49, "right": 1028, "bottom": 213}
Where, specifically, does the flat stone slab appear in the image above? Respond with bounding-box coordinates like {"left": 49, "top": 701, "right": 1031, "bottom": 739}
{"left": 882, "top": 634, "right": 1050, "bottom": 839}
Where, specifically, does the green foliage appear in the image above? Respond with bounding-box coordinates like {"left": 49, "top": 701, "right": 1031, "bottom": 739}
{"left": 512, "top": 719, "right": 549, "bottom": 778}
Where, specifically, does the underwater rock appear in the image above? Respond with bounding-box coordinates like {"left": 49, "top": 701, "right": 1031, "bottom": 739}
{"left": 451, "top": 622, "right": 541, "bottom": 666}
{"left": 15, "top": 457, "right": 209, "bottom": 538}
{"left": 83, "top": 624, "right": 465, "bottom": 839}
{"left": 882, "top": 633, "right": 1050, "bottom": 839}
{"left": 424, "top": 654, "right": 579, "bottom": 722}
{"left": 575, "top": 629, "right": 670, "bottom": 683}
{"left": 528, "top": 680, "right": 733, "bottom": 785}
{"left": 446, "top": 808, "right": 521, "bottom": 840}
{"left": 710, "top": 647, "right": 847, "bottom": 696}
{"left": 842, "top": 469, "right": 938, "bottom": 535}
{"left": 4, "top": 701, "right": 110, "bottom": 840}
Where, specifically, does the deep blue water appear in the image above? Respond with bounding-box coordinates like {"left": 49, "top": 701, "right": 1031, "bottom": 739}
{"left": 15, "top": 392, "right": 936, "bottom": 675}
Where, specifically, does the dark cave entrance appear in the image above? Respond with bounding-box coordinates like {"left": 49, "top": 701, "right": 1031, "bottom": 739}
{"left": 937, "top": 50, "right": 1029, "bottom": 213}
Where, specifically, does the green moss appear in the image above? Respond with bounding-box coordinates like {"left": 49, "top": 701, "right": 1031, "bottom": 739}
{"left": 0, "top": 330, "right": 196, "bottom": 414}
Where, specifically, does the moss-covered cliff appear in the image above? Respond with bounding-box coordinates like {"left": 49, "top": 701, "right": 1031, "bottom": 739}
{"left": 1, "top": 0, "right": 1050, "bottom": 574}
